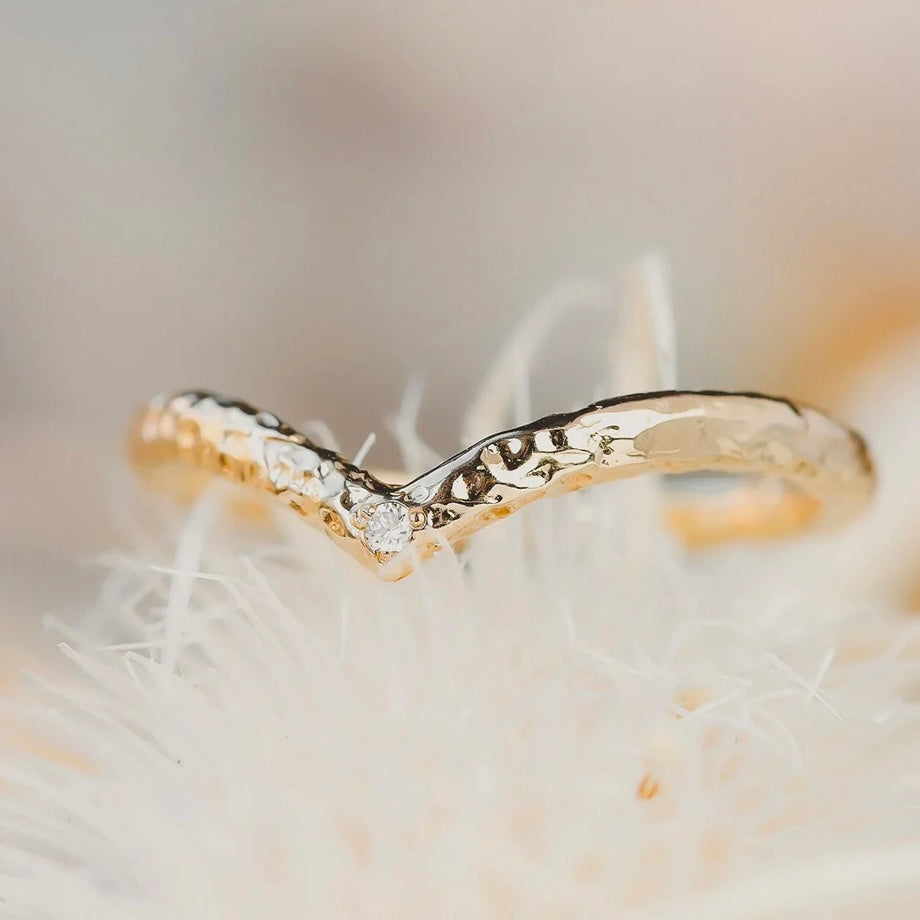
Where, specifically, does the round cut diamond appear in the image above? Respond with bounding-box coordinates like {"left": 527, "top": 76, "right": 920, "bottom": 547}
{"left": 362, "top": 501, "right": 413, "bottom": 554}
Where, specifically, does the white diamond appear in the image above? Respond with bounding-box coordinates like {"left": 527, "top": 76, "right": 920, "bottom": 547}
{"left": 363, "top": 501, "right": 413, "bottom": 554}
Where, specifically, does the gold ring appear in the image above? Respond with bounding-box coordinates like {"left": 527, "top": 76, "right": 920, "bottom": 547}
{"left": 128, "top": 390, "right": 874, "bottom": 580}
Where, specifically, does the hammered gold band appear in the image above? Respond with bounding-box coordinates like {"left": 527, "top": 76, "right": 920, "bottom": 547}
{"left": 128, "top": 390, "right": 874, "bottom": 580}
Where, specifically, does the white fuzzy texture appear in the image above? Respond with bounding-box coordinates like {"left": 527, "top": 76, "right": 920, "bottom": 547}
{"left": 2, "top": 262, "right": 920, "bottom": 919}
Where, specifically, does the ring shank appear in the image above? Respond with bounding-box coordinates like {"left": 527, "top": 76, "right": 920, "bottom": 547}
{"left": 394, "top": 390, "right": 874, "bottom": 547}
{"left": 129, "top": 390, "right": 874, "bottom": 568}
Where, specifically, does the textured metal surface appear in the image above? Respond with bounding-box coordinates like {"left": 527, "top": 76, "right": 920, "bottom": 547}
{"left": 129, "top": 390, "right": 875, "bottom": 580}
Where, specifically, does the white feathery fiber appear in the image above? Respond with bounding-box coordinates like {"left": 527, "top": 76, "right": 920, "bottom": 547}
{"left": 1, "top": 261, "right": 919, "bottom": 919}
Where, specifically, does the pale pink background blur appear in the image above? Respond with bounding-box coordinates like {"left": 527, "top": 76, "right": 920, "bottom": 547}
{"left": 2, "top": 2, "right": 920, "bottom": 628}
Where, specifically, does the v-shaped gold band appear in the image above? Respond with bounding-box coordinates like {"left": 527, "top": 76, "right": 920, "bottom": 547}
{"left": 129, "top": 390, "right": 874, "bottom": 580}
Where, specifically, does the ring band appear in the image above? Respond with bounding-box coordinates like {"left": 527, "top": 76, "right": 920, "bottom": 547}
{"left": 128, "top": 390, "right": 874, "bottom": 580}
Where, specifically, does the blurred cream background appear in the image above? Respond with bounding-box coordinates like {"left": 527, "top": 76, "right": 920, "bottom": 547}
{"left": 2, "top": 1, "right": 920, "bottom": 623}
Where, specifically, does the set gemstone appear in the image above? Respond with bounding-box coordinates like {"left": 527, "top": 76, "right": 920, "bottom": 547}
{"left": 362, "top": 500, "right": 414, "bottom": 554}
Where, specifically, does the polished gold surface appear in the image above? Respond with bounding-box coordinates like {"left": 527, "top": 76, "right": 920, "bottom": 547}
{"left": 128, "top": 390, "right": 875, "bottom": 580}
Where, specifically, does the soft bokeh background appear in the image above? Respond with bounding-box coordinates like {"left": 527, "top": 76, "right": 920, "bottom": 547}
{"left": 2, "top": 1, "right": 920, "bottom": 629}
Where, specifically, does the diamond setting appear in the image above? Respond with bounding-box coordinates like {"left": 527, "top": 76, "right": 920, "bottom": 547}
{"left": 362, "top": 501, "right": 413, "bottom": 555}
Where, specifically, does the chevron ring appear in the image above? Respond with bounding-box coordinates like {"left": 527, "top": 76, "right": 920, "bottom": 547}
{"left": 129, "top": 390, "right": 874, "bottom": 580}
